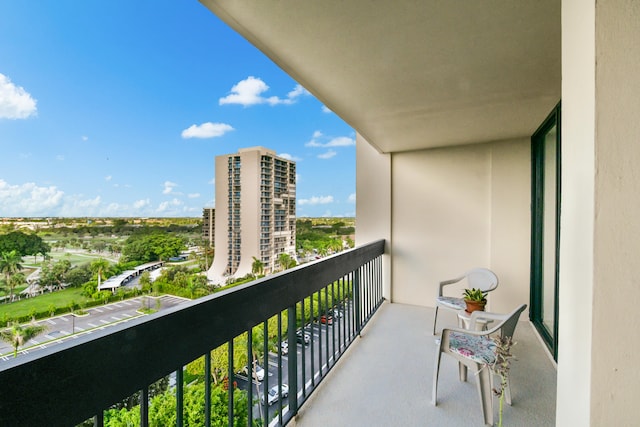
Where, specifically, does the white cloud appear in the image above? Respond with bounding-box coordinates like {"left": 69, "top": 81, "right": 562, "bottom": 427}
{"left": 219, "top": 77, "right": 309, "bottom": 107}
{"left": 104, "top": 202, "right": 124, "bottom": 215}
{"left": 208, "top": 178, "right": 215, "bottom": 185}
{"left": 321, "top": 105, "right": 332, "bottom": 114}
{"left": 348, "top": 193, "right": 356, "bottom": 203}
{"left": 0, "top": 179, "right": 64, "bottom": 216}
{"left": 105, "top": 175, "right": 112, "bottom": 181}
{"left": 157, "top": 198, "right": 183, "bottom": 213}
{"left": 56, "top": 155, "right": 65, "bottom": 161}
{"left": 187, "top": 193, "right": 200, "bottom": 199}
{"left": 306, "top": 132, "right": 355, "bottom": 148}
{"left": 325, "top": 136, "right": 355, "bottom": 147}
{"left": 279, "top": 153, "right": 302, "bottom": 161}
{"left": 82, "top": 136, "right": 88, "bottom": 141}
{"left": 0, "top": 73, "right": 37, "bottom": 119}
{"left": 58, "top": 195, "right": 102, "bottom": 217}
{"left": 318, "top": 150, "right": 337, "bottom": 159}
{"left": 133, "top": 199, "right": 150, "bottom": 209}
{"left": 162, "top": 181, "right": 178, "bottom": 194}
{"left": 287, "top": 84, "right": 310, "bottom": 99}
{"left": 298, "top": 195, "right": 334, "bottom": 205}
{"left": 181, "top": 122, "right": 234, "bottom": 139}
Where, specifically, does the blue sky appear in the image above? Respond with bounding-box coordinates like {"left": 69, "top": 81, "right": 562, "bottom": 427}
{"left": 0, "top": 2, "right": 356, "bottom": 218}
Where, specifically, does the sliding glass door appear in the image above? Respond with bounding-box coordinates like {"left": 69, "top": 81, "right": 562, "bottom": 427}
{"left": 531, "top": 103, "right": 561, "bottom": 360}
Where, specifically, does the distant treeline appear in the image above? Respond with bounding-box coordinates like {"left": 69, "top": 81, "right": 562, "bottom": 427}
{"left": 44, "top": 223, "right": 200, "bottom": 237}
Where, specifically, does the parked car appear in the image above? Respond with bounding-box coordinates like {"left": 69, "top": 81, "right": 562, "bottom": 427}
{"left": 296, "top": 329, "right": 310, "bottom": 345}
{"left": 239, "top": 363, "right": 265, "bottom": 382}
{"left": 320, "top": 314, "right": 333, "bottom": 324}
{"left": 262, "top": 384, "right": 289, "bottom": 406}
{"left": 281, "top": 340, "right": 289, "bottom": 355}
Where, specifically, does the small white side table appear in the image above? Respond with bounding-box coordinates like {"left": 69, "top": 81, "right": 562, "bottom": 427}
{"left": 457, "top": 310, "right": 494, "bottom": 331}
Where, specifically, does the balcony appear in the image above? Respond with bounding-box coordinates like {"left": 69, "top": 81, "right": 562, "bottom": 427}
{"left": 294, "top": 303, "right": 556, "bottom": 427}
{"left": 0, "top": 239, "right": 556, "bottom": 426}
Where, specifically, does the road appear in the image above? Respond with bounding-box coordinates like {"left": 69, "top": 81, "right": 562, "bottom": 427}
{"left": 0, "top": 295, "right": 188, "bottom": 361}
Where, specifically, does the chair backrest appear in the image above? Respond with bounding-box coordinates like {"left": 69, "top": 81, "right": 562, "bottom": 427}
{"left": 465, "top": 268, "right": 499, "bottom": 293}
{"left": 498, "top": 304, "right": 527, "bottom": 339}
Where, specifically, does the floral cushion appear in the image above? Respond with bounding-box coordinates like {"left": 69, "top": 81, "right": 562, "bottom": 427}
{"left": 448, "top": 332, "right": 496, "bottom": 364}
{"left": 436, "top": 296, "right": 466, "bottom": 310}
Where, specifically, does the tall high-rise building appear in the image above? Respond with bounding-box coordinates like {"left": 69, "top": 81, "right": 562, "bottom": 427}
{"left": 202, "top": 207, "right": 215, "bottom": 246}
{"left": 207, "top": 147, "right": 296, "bottom": 283}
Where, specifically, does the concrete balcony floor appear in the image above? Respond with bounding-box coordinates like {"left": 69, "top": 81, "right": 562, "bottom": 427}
{"left": 293, "top": 302, "right": 556, "bottom": 426}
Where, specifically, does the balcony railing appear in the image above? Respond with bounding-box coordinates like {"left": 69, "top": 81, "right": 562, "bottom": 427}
{"left": 0, "top": 239, "right": 385, "bottom": 427}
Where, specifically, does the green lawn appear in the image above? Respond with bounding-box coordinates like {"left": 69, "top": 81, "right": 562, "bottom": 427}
{"left": 0, "top": 288, "right": 91, "bottom": 319}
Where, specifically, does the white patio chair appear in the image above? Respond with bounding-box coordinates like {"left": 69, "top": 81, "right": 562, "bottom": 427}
{"left": 432, "top": 304, "right": 527, "bottom": 426}
{"left": 432, "top": 268, "right": 499, "bottom": 335}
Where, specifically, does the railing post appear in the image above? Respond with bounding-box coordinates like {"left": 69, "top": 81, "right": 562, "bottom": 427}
{"left": 287, "top": 303, "right": 298, "bottom": 415}
{"left": 93, "top": 413, "right": 103, "bottom": 427}
{"left": 141, "top": 387, "right": 149, "bottom": 427}
{"left": 354, "top": 268, "right": 362, "bottom": 336}
{"left": 176, "top": 367, "right": 183, "bottom": 427}
{"left": 247, "top": 329, "right": 253, "bottom": 424}
{"left": 205, "top": 351, "right": 211, "bottom": 427}
{"left": 227, "top": 340, "right": 234, "bottom": 427}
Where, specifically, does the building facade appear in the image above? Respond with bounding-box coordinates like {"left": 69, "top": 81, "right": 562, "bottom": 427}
{"left": 202, "top": 207, "right": 215, "bottom": 246}
{"left": 207, "top": 147, "right": 296, "bottom": 283}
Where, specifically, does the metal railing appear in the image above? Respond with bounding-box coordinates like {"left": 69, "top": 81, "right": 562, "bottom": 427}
{"left": 0, "top": 240, "right": 385, "bottom": 427}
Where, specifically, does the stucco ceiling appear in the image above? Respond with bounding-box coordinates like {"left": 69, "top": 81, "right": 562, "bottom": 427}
{"left": 200, "top": 0, "right": 561, "bottom": 153}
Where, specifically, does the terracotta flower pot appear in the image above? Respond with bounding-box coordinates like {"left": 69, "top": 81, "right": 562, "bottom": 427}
{"left": 464, "top": 299, "right": 486, "bottom": 313}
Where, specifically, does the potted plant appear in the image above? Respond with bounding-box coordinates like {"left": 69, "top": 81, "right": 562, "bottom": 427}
{"left": 462, "top": 288, "right": 487, "bottom": 313}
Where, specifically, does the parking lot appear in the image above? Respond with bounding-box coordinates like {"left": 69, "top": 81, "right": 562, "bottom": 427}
{"left": 0, "top": 295, "right": 188, "bottom": 361}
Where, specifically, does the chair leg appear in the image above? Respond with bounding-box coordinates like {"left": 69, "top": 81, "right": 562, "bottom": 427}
{"left": 476, "top": 366, "right": 493, "bottom": 426}
{"left": 433, "top": 306, "right": 439, "bottom": 335}
{"left": 432, "top": 347, "right": 443, "bottom": 405}
{"left": 458, "top": 362, "right": 467, "bottom": 382}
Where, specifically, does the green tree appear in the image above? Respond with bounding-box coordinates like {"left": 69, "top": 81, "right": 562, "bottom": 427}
{"left": 64, "top": 263, "right": 93, "bottom": 287}
{"left": 90, "top": 258, "right": 111, "bottom": 288}
{"left": 0, "top": 231, "right": 50, "bottom": 261}
{"left": 0, "top": 322, "right": 47, "bottom": 357}
{"left": 9, "top": 272, "right": 26, "bottom": 298}
{"left": 277, "top": 253, "right": 296, "bottom": 271}
{"left": 251, "top": 256, "right": 264, "bottom": 276}
{"left": 0, "top": 250, "right": 24, "bottom": 301}
{"left": 143, "top": 383, "right": 248, "bottom": 427}
{"left": 139, "top": 271, "right": 152, "bottom": 293}
{"left": 328, "top": 238, "right": 343, "bottom": 254}
{"left": 186, "top": 275, "right": 209, "bottom": 299}
{"left": 122, "top": 233, "right": 185, "bottom": 263}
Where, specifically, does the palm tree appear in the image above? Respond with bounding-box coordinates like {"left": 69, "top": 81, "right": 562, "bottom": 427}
{"left": 251, "top": 256, "right": 264, "bottom": 276}
{"left": 328, "top": 238, "right": 343, "bottom": 254}
{"left": 0, "top": 322, "right": 47, "bottom": 357}
{"left": 0, "top": 250, "right": 24, "bottom": 302}
{"left": 8, "top": 273, "right": 26, "bottom": 300}
{"left": 90, "top": 258, "right": 111, "bottom": 288}
{"left": 278, "top": 253, "right": 297, "bottom": 271}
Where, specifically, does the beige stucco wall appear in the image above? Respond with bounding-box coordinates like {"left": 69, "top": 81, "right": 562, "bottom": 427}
{"left": 388, "top": 139, "right": 531, "bottom": 315}
{"left": 591, "top": 1, "right": 640, "bottom": 424}
{"left": 355, "top": 134, "right": 392, "bottom": 300}
{"left": 489, "top": 139, "right": 532, "bottom": 314}
{"left": 557, "top": 0, "right": 595, "bottom": 425}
